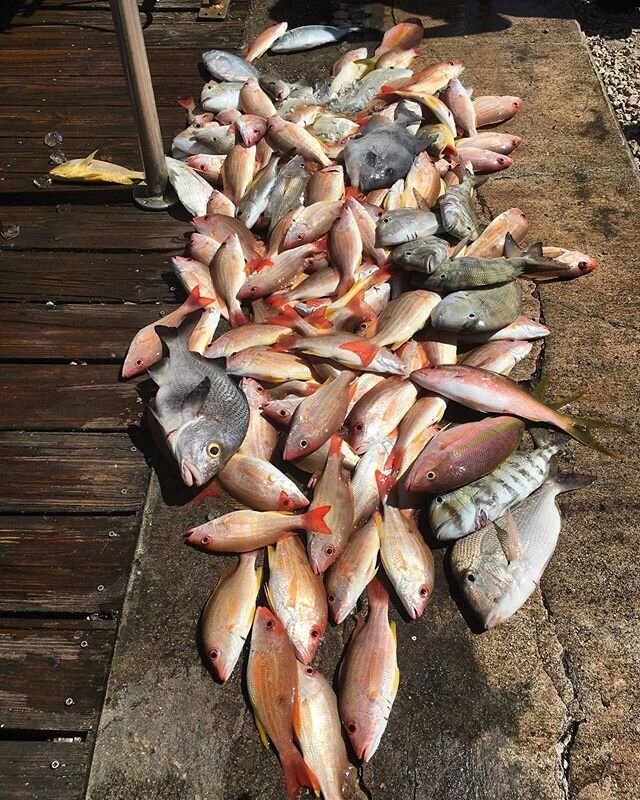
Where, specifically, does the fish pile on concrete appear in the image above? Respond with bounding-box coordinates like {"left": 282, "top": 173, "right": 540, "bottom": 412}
{"left": 122, "top": 18, "right": 621, "bottom": 799}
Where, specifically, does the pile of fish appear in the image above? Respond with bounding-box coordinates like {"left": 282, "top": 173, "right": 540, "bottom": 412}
{"left": 122, "top": 18, "right": 621, "bottom": 800}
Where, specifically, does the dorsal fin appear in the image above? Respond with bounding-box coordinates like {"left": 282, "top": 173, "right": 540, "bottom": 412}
{"left": 503, "top": 232, "right": 523, "bottom": 259}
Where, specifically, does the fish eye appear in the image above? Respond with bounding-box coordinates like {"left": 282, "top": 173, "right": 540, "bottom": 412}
{"left": 207, "top": 442, "right": 222, "bottom": 458}
{"left": 382, "top": 217, "right": 389, "bottom": 223}
{"left": 579, "top": 261, "right": 589, "bottom": 271}
{"left": 467, "top": 313, "right": 476, "bottom": 319}
{"left": 440, "top": 274, "right": 446, "bottom": 279}
{"left": 325, "top": 546, "right": 334, "bottom": 556}
{"left": 250, "top": 286, "right": 258, "bottom": 293}
{"left": 236, "top": 208, "right": 244, "bottom": 217}
{"left": 310, "top": 628, "right": 320, "bottom": 639}
{"left": 467, "top": 573, "right": 476, "bottom": 583}
{"left": 297, "top": 233, "right": 304, "bottom": 240}
{"left": 306, "top": 666, "right": 314, "bottom": 675}
{"left": 266, "top": 619, "right": 274, "bottom": 629}
{"left": 279, "top": 409, "right": 288, "bottom": 417}
{"left": 404, "top": 250, "right": 412, "bottom": 256}
{"left": 193, "top": 123, "right": 202, "bottom": 129}
{"left": 209, "top": 648, "right": 218, "bottom": 660}
{"left": 419, "top": 586, "right": 428, "bottom": 597}
{"left": 299, "top": 439, "right": 309, "bottom": 449}
{"left": 435, "top": 496, "right": 444, "bottom": 504}
{"left": 426, "top": 471, "right": 436, "bottom": 480}
{"left": 201, "top": 536, "right": 210, "bottom": 545}
{"left": 281, "top": 496, "right": 291, "bottom": 507}
{"left": 328, "top": 593, "right": 336, "bottom": 603}
{"left": 135, "top": 359, "right": 144, "bottom": 367}
{"left": 497, "top": 157, "right": 505, "bottom": 165}
{"left": 347, "top": 722, "right": 357, "bottom": 733}
{"left": 354, "top": 422, "right": 364, "bottom": 432}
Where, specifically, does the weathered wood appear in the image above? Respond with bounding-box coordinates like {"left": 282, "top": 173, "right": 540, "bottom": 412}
{"left": 0, "top": 365, "right": 145, "bottom": 430}
{"left": 0, "top": 516, "right": 138, "bottom": 613}
{"left": 0, "top": 204, "right": 188, "bottom": 251}
{"left": 0, "top": 252, "right": 179, "bottom": 303}
{"left": 0, "top": 740, "right": 89, "bottom": 800}
{"left": 0, "top": 619, "right": 115, "bottom": 730}
{"left": 0, "top": 432, "right": 149, "bottom": 512}
{"left": 0, "top": 11, "right": 245, "bottom": 48}
{"left": 0, "top": 304, "right": 175, "bottom": 360}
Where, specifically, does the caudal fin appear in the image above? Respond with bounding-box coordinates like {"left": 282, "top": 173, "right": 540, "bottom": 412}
{"left": 547, "top": 461, "right": 596, "bottom": 493}
{"left": 281, "top": 749, "right": 318, "bottom": 800}
{"left": 303, "top": 504, "right": 332, "bottom": 535}
{"left": 559, "top": 412, "right": 628, "bottom": 457}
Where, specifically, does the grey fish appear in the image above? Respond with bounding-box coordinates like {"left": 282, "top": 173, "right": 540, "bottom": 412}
{"left": 236, "top": 156, "right": 282, "bottom": 229}
{"left": 391, "top": 236, "right": 450, "bottom": 273}
{"left": 503, "top": 233, "right": 581, "bottom": 278}
{"left": 201, "top": 50, "right": 259, "bottom": 82}
{"left": 450, "top": 464, "right": 594, "bottom": 628}
{"left": 270, "top": 25, "right": 360, "bottom": 53}
{"left": 430, "top": 428, "right": 570, "bottom": 541}
{"left": 343, "top": 116, "right": 427, "bottom": 192}
{"left": 259, "top": 72, "right": 291, "bottom": 103}
{"left": 431, "top": 280, "right": 521, "bottom": 333}
{"left": 438, "top": 173, "right": 480, "bottom": 241}
{"left": 375, "top": 208, "right": 440, "bottom": 248}
{"left": 192, "top": 125, "right": 236, "bottom": 155}
{"left": 267, "top": 156, "right": 311, "bottom": 233}
{"left": 331, "top": 68, "right": 413, "bottom": 115}
{"left": 149, "top": 313, "right": 249, "bottom": 487}
{"left": 421, "top": 256, "right": 525, "bottom": 293}
{"left": 200, "top": 81, "right": 244, "bottom": 113}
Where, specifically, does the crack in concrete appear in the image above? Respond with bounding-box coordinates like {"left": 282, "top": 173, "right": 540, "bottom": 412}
{"left": 539, "top": 584, "right": 585, "bottom": 800}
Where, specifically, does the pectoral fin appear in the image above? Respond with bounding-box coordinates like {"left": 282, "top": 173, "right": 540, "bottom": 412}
{"left": 494, "top": 511, "right": 524, "bottom": 564}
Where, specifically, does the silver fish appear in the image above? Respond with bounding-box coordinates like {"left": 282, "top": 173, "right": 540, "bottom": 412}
{"left": 259, "top": 72, "right": 291, "bottom": 103}
{"left": 438, "top": 173, "right": 480, "bottom": 240}
{"left": 201, "top": 50, "right": 259, "bottom": 81}
{"left": 376, "top": 208, "right": 440, "bottom": 247}
{"left": 200, "top": 81, "right": 244, "bottom": 113}
{"left": 267, "top": 155, "right": 311, "bottom": 233}
{"left": 332, "top": 68, "right": 413, "bottom": 115}
{"left": 391, "top": 236, "right": 450, "bottom": 273}
{"left": 149, "top": 313, "right": 249, "bottom": 486}
{"left": 431, "top": 281, "right": 521, "bottom": 333}
{"left": 270, "top": 25, "right": 360, "bottom": 53}
{"left": 450, "top": 465, "right": 594, "bottom": 628}
{"left": 236, "top": 156, "right": 281, "bottom": 229}
{"left": 430, "top": 428, "right": 570, "bottom": 541}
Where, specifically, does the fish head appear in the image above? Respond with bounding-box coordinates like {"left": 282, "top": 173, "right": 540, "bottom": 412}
{"left": 450, "top": 528, "right": 515, "bottom": 628}
{"left": 172, "top": 416, "right": 244, "bottom": 487}
{"left": 282, "top": 429, "right": 322, "bottom": 461}
{"left": 282, "top": 207, "right": 308, "bottom": 250}
{"left": 289, "top": 612, "right": 325, "bottom": 665}
{"left": 392, "top": 237, "right": 448, "bottom": 272}
{"left": 430, "top": 293, "right": 486, "bottom": 332}
{"left": 307, "top": 536, "right": 342, "bottom": 574}
{"left": 396, "top": 568, "right": 433, "bottom": 619}
{"left": 122, "top": 330, "right": 159, "bottom": 379}
{"left": 252, "top": 606, "right": 288, "bottom": 652}
{"left": 183, "top": 522, "right": 214, "bottom": 552}
{"left": 236, "top": 115, "right": 266, "bottom": 147}
{"left": 204, "top": 637, "right": 237, "bottom": 683}
{"left": 343, "top": 702, "right": 385, "bottom": 763}
{"left": 241, "top": 376, "right": 269, "bottom": 409}
{"left": 429, "top": 491, "right": 478, "bottom": 541}
{"left": 326, "top": 580, "right": 352, "bottom": 625}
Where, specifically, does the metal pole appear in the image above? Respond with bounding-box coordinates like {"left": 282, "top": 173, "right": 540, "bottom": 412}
{"left": 109, "top": 0, "right": 176, "bottom": 210}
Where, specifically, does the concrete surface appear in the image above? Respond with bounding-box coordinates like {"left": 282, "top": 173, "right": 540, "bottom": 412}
{"left": 87, "top": 2, "right": 640, "bottom": 799}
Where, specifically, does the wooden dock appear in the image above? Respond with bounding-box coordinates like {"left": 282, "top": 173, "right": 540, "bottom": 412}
{"left": 0, "top": 1, "right": 248, "bottom": 796}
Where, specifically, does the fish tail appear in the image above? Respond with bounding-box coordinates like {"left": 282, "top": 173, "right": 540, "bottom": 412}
{"left": 366, "top": 576, "right": 389, "bottom": 611}
{"left": 545, "top": 390, "right": 586, "bottom": 410}
{"left": 547, "top": 461, "right": 596, "bottom": 493}
{"left": 383, "top": 447, "right": 403, "bottom": 475}
{"left": 305, "top": 306, "right": 333, "bottom": 330}
{"left": 328, "top": 434, "right": 343, "bottom": 457}
{"left": 264, "top": 304, "right": 301, "bottom": 328}
{"left": 228, "top": 309, "right": 250, "bottom": 328}
{"left": 265, "top": 293, "right": 289, "bottom": 309}
{"left": 281, "top": 748, "right": 319, "bottom": 799}
{"left": 558, "top": 412, "right": 628, "bottom": 457}
{"left": 303, "top": 504, "right": 332, "bottom": 535}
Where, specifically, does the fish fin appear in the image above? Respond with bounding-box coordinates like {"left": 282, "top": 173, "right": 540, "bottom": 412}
{"left": 282, "top": 750, "right": 319, "bottom": 798}
{"left": 527, "top": 241, "right": 544, "bottom": 258}
{"left": 270, "top": 332, "right": 300, "bottom": 352}
{"left": 305, "top": 306, "right": 333, "bottom": 330}
{"left": 264, "top": 581, "right": 275, "bottom": 612}
{"left": 450, "top": 235, "right": 470, "bottom": 258}
{"left": 79, "top": 150, "right": 99, "bottom": 167}
{"left": 383, "top": 447, "right": 403, "bottom": 474}
{"left": 179, "top": 376, "right": 211, "bottom": 418}
{"left": 328, "top": 434, "right": 343, "bottom": 457}
{"left": 375, "top": 469, "right": 396, "bottom": 500}
{"left": 146, "top": 357, "right": 170, "bottom": 384}
{"left": 557, "top": 412, "right": 628, "bottom": 457}
{"left": 254, "top": 714, "right": 271, "bottom": 750}
{"left": 264, "top": 305, "right": 300, "bottom": 329}
{"left": 248, "top": 256, "right": 274, "bottom": 273}
{"left": 366, "top": 576, "right": 388, "bottom": 611}
{"left": 545, "top": 390, "right": 586, "bottom": 410}
{"left": 547, "top": 461, "right": 596, "bottom": 493}
{"left": 528, "top": 426, "right": 571, "bottom": 452}
{"left": 177, "top": 96, "right": 195, "bottom": 110}
{"left": 494, "top": 511, "right": 524, "bottom": 564}
{"left": 393, "top": 662, "right": 400, "bottom": 695}
{"left": 229, "top": 308, "right": 250, "bottom": 328}
{"left": 254, "top": 564, "right": 263, "bottom": 588}
{"left": 531, "top": 373, "right": 553, "bottom": 401}
{"left": 503, "top": 232, "right": 524, "bottom": 258}
{"left": 338, "top": 339, "right": 379, "bottom": 367}
{"left": 192, "top": 478, "right": 221, "bottom": 507}
{"left": 303, "top": 505, "right": 332, "bottom": 535}
{"left": 412, "top": 189, "right": 429, "bottom": 210}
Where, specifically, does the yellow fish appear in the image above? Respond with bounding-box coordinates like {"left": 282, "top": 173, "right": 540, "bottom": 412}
{"left": 49, "top": 150, "right": 144, "bottom": 184}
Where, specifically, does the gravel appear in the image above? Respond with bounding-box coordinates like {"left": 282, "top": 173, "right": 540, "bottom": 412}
{"left": 572, "top": 1, "right": 640, "bottom": 167}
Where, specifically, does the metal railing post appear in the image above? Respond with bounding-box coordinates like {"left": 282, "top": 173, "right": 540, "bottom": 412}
{"left": 109, "top": 0, "right": 176, "bottom": 210}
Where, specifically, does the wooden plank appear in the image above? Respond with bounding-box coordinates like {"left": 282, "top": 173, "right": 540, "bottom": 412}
{"left": 0, "top": 204, "right": 188, "bottom": 251}
{"left": 1, "top": 11, "right": 245, "bottom": 48}
{"left": 0, "top": 432, "right": 149, "bottom": 512}
{"left": 0, "top": 76, "right": 202, "bottom": 108}
{"left": 0, "top": 620, "right": 114, "bottom": 730}
{"left": 0, "top": 365, "right": 145, "bottom": 430}
{"left": 0, "top": 516, "right": 137, "bottom": 614}
{"left": 0, "top": 105, "right": 185, "bottom": 137}
{"left": 0, "top": 740, "right": 89, "bottom": 800}
{"left": 0, "top": 304, "right": 174, "bottom": 360}
{"left": 0, "top": 252, "right": 179, "bottom": 303}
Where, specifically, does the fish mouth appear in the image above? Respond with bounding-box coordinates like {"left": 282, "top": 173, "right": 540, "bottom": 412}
{"left": 181, "top": 460, "right": 203, "bottom": 487}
